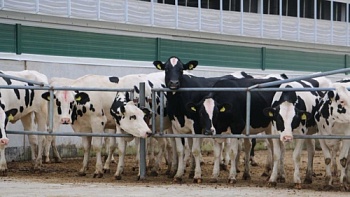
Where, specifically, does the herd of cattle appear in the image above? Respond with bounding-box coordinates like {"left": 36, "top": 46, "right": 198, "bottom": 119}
{"left": 1, "top": 56, "right": 350, "bottom": 190}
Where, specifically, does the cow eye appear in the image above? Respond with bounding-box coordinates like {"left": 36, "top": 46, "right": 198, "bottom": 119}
{"left": 130, "top": 115, "right": 136, "bottom": 120}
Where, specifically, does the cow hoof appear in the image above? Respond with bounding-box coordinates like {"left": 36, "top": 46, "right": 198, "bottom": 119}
{"left": 115, "top": 175, "right": 122, "bottom": 180}
{"left": 209, "top": 178, "right": 218, "bottom": 183}
{"left": 236, "top": 169, "right": 240, "bottom": 173}
{"left": 267, "top": 182, "right": 277, "bottom": 187}
{"left": 340, "top": 184, "right": 349, "bottom": 191}
{"left": 0, "top": 169, "right": 8, "bottom": 177}
{"left": 303, "top": 177, "right": 312, "bottom": 184}
{"left": 193, "top": 178, "right": 202, "bottom": 183}
{"left": 261, "top": 172, "right": 269, "bottom": 177}
{"left": 103, "top": 169, "right": 111, "bottom": 174}
{"left": 173, "top": 177, "right": 182, "bottom": 183}
{"left": 54, "top": 157, "right": 63, "bottom": 163}
{"left": 250, "top": 160, "right": 258, "bottom": 167}
{"left": 294, "top": 183, "right": 302, "bottom": 190}
{"left": 242, "top": 172, "right": 251, "bottom": 180}
{"left": 277, "top": 176, "right": 286, "bottom": 183}
{"left": 228, "top": 179, "right": 237, "bottom": 184}
{"left": 167, "top": 172, "right": 175, "bottom": 179}
{"left": 77, "top": 172, "right": 86, "bottom": 177}
{"left": 188, "top": 171, "right": 195, "bottom": 179}
{"left": 165, "top": 169, "right": 170, "bottom": 175}
{"left": 220, "top": 164, "right": 228, "bottom": 171}
{"left": 200, "top": 161, "right": 205, "bottom": 166}
{"left": 323, "top": 185, "right": 333, "bottom": 191}
{"left": 93, "top": 173, "right": 103, "bottom": 178}
{"left": 150, "top": 171, "right": 158, "bottom": 177}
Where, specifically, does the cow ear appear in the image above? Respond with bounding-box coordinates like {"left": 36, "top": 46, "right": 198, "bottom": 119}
{"left": 120, "top": 105, "right": 126, "bottom": 114}
{"left": 75, "top": 92, "right": 90, "bottom": 104}
{"left": 184, "top": 61, "right": 198, "bottom": 70}
{"left": 5, "top": 108, "right": 18, "bottom": 122}
{"left": 219, "top": 103, "right": 231, "bottom": 113}
{"left": 41, "top": 92, "right": 55, "bottom": 101}
{"left": 153, "top": 61, "right": 165, "bottom": 70}
{"left": 263, "top": 107, "right": 275, "bottom": 118}
{"left": 299, "top": 111, "right": 311, "bottom": 121}
{"left": 328, "top": 91, "right": 335, "bottom": 100}
{"left": 186, "top": 103, "right": 197, "bottom": 113}
{"left": 140, "top": 107, "right": 151, "bottom": 116}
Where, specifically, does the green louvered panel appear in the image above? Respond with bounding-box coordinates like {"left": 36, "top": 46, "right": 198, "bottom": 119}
{"left": 266, "top": 49, "right": 344, "bottom": 72}
{"left": 0, "top": 24, "right": 16, "bottom": 53}
{"left": 159, "top": 39, "right": 261, "bottom": 69}
{"left": 20, "top": 26, "right": 157, "bottom": 61}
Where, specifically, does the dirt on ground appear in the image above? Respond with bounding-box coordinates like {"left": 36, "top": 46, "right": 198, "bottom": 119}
{"left": 3, "top": 147, "right": 349, "bottom": 194}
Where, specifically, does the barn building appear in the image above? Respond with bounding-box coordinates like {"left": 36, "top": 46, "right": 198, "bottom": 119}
{"left": 0, "top": 0, "right": 349, "bottom": 160}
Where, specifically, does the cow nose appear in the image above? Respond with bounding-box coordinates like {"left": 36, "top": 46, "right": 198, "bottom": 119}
{"left": 0, "top": 138, "right": 9, "bottom": 145}
{"left": 169, "top": 80, "right": 179, "bottom": 89}
{"left": 204, "top": 129, "right": 214, "bottom": 135}
{"left": 61, "top": 118, "right": 71, "bottom": 124}
{"left": 146, "top": 132, "right": 153, "bottom": 137}
{"left": 282, "top": 135, "right": 293, "bottom": 142}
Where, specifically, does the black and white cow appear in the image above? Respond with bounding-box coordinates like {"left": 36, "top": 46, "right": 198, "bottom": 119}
{"left": 186, "top": 77, "right": 282, "bottom": 183}
{"left": 0, "top": 70, "right": 58, "bottom": 176}
{"left": 153, "top": 56, "right": 254, "bottom": 183}
{"left": 42, "top": 74, "right": 153, "bottom": 178}
{"left": 263, "top": 77, "right": 333, "bottom": 189}
{"left": 315, "top": 80, "right": 350, "bottom": 190}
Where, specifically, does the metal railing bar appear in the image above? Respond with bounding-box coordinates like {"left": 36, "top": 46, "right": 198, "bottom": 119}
{"left": 0, "top": 85, "right": 134, "bottom": 92}
{"left": 0, "top": 73, "right": 49, "bottom": 87}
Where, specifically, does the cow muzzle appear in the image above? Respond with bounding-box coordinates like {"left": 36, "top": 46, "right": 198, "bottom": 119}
{"left": 60, "top": 118, "right": 71, "bottom": 124}
{"left": 168, "top": 80, "right": 180, "bottom": 90}
{"left": 281, "top": 135, "right": 293, "bottom": 143}
{"left": 204, "top": 129, "right": 215, "bottom": 135}
{"left": 0, "top": 138, "right": 9, "bottom": 145}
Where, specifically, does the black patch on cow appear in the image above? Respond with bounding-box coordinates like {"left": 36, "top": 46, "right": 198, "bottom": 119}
{"left": 130, "top": 115, "right": 136, "bottom": 120}
{"left": 134, "top": 85, "right": 140, "bottom": 94}
{"left": 337, "top": 104, "right": 346, "bottom": 114}
{"left": 110, "top": 99, "right": 125, "bottom": 125}
{"left": 148, "top": 80, "right": 154, "bottom": 88}
{"left": 24, "top": 88, "right": 30, "bottom": 107}
{"left": 77, "top": 109, "right": 83, "bottom": 117}
{"left": 1, "top": 75, "right": 12, "bottom": 85}
{"left": 14, "top": 89, "right": 20, "bottom": 100}
{"left": 82, "top": 106, "right": 87, "bottom": 114}
{"left": 19, "top": 106, "right": 24, "bottom": 113}
{"left": 109, "top": 77, "right": 119, "bottom": 83}
{"left": 101, "top": 109, "right": 104, "bottom": 116}
{"left": 101, "top": 122, "right": 104, "bottom": 126}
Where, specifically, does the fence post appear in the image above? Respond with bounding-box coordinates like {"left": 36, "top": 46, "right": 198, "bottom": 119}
{"left": 139, "top": 82, "right": 147, "bottom": 180}
{"left": 15, "top": 24, "right": 22, "bottom": 55}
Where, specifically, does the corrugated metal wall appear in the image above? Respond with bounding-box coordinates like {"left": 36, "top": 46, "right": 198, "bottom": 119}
{"left": 1, "top": 23, "right": 349, "bottom": 72}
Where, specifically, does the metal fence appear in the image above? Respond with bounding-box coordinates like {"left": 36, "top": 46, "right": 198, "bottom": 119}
{"left": 1, "top": 0, "right": 349, "bottom": 46}
{"left": 3, "top": 68, "right": 350, "bottom": 179}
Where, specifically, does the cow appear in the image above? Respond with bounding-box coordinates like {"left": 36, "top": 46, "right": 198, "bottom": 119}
{"left": 314, "top": 80, "right": 350, "bottom": 190}
{"left": 152, "top": 56, "right": 260, "bottom": 183}
{"left": 185, "top": 77, "right": 283, "bottom": 184}
{"left": 41, "top": 74, "right": 153, "bottom": 178}
{"left": 0, "top": 70, "right": 56, "bottom": 176}
{"left": 263, "top": 76, "right": 333, "bottom": 189}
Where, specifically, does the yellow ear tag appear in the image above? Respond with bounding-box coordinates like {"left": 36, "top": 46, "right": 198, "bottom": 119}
{"left": 188, "top": 64, "right": 194, "bottom": 70}
{"left": 156, "top": 64, "right": 162, "bottom": 70}
{"left": 46, "top": 97, "right": 50, "bottom": 101}
{"left": 268, "top": 111, "right": 273, "bottom": 117}
{"left": 8, "top": 114, "right": 14, "bottom": 121}
{"left": 191, "top": 106, "right": 196, "bottom": 112}
{"left": 75, "top": 96, "right": 81, "bottom": 101}
{"left": 301, "top": 113, "right": 307, "bottom": 120}
{"left": 220, "top": 106, "right": 226, "bottom": 112}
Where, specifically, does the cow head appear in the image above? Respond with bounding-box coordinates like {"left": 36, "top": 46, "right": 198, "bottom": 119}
{"left": 110, "top": 99, "right": 152, "bottom": 138}
{"left": 186, "top": 96, "right": 231, "bottom": 135}
{"left": 42, "top": 90, "right": 90, "bottom": 125}
{"left": 0, "top": 108, "right": 18, "bottom": 146}
{"left": 153, "top": 56, "right": 198, "bottom": 90}
{"left": 263, "top": 101, "right": 311, "bottom": 142}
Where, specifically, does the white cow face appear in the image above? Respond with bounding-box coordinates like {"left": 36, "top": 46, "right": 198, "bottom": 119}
{"left": 325, "top": 84, "right": 350, "bottom": 123}
{"left": 0, "top": 108, "right": 18, "bottom": 145}
{"left": 111, "top": 101, "right": 152, "bottom": 138}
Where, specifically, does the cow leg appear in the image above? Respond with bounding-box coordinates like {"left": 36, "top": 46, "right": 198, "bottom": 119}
{"left": 173, "top": 137, "right": 185, "bottom": 183}
{"left": 115, "top": 137, "right": 127, "bottom": 180}
{"left": 304, "top": 138, "right": 315, "bottom": 184}
{"left": 167, "top": 136, "right": 178, "bottom": 178}
{"left": 262, "top": 138, "right": 273, "bottom": 177}
{"left": 210, "top": 139, "right": 222, "bottom": 183}
{"left": 35, "top": 112, "right": 49, "bottom": 171}
{"left": 150, "top": 138, "right": 164, "bottom": 177}
{"left": 91, "top": 135, "right": 103, "bottom": 178}
{"left": 78, "top": 136, "right": 92, "bottom": 176}
{"left": 50, "top": 136, "right": 62, "bottom": 163}
{"left": 103, "top": 135, "right": 117, "bottom": 174}
{"left": 339, "top": 139, "right": 350, "bottom": 190}
{"left": 183, "top": 138, "right": 191, "bottom": 168}
{"left": 292, "top": 139, "right": 304, "bottom": 189}
{"left": 0, "top": 146, "right": 7, "bottom": 176}
{"left": 242, "top": 138, "right": 252, "bottom": 180}
{"left": 228, "top": 138, "right": 239, "bottom": 184}
{"left": 319, "top": 139, "right": 333, "bottom": 188}
{"left": 268, "top": 138, "right": 282, "bottom": 187}
{"left": 44, "top": 135, "right": 62, "bottom": 163}
{"left": 277, "top": 141, "right": 286, "bottom": 183}
{"left": 220, "top": 139, "right": 231, "bottom": 171}
{"left": 21, "top": 114, "right": 39, "bottom": 170}
{"left": 331, "top": 142, "right": 340, "bottom": 177}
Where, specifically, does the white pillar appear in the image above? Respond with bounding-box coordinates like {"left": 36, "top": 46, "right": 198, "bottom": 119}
{"left": 198, "top": 0, "right": 201, "bottom": 31}
{"left": 96, "top": 0, "right": 100, "bottom": 20}
{"left": 240, "top": 0, "right": 243, "bottom": 35}
{"left": 297, "top": 0, "right": 300, "bottom": 41}
{"left": 331, "top": 0, "right": 334, "bottom": 44}
{"left": 347, "top": 3, "right": 349, "bottom": 46}
{"left": 279, "top": 0, "right": 282, "bottom": 39}
{"left": 151, "top": 0, "right": 154, "bottom": 26}
{"left": 175, "top": 0, "right": 178, "bottom": 29}
{"left": 220, "top": 0, "right": 223, "bottom": 33}
{"left": 67, "top": 0, "right": 71, "bottom": 17}
{"left": 260, "top": 0, "right": 264, "bottom": 38}
{"left": 36, "top": 0, "right": 39, "bottom": 14}
{"left": 125, "top": 0, "right": 128, "bottom": 23}
{"left": 314, "top": 0, "right": 317, "bottom": 43}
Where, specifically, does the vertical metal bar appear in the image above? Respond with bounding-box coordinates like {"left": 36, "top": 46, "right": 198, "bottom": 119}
{"left": 159, "top": 91, "right": 164, "bottom": 135}
{"left": 331, "top": 0, "right": 334, "bottom": 44}
{"left": 314, "top": 0, "right": 317, "bottom": 43}
{"left": 347, "top": 3, "right": 349, "bottom": 46}
{"left": 36, "top": 0, "right": 39, "bottom": 13}
{"left": 279, "top": 0, "right": 282, "bottom": 39}
{"left": 15, "top": 24, "right": 21, "bottom": 55}
{"left": 139, "top": 82, "right": 146, "bottom": 180}
{"left": 97, "top": 0, "right": 100, "bottom": 20}
{"left": 48, "top": 89, "right": 54, "bottom": 133}
{"left": 245, "top": 90, "right": 251, "bottom": 136}
{"left": 175, "top": 0, "right": 178, "bottom": 29}
{"left": 240, "top": 0, "right": 243, "bottom": 35}
{"left": 260, "top": 0, "right": 264, "bottom": 38}
{"left": 261, "top": 47, "right": 266, "bottom": 70}
{"left": 156, "top": 38, "right": 161, "bottom": 60}
{"left": 297, "top": 0, "right": 300, "bottom": 41}
{"left": 151, "top": 0, "right": 154, "bottom": 26}
{"left": 151, "top": 90, "right": 156, "bottom": 134}
{"left": 125, "top": 0, "right": 128, "bottom": 23}
{"left": 67, "top": 0, "right": 71, "bottom": 17}
{"left": 198, "top": 0, "right": 201, "bottom": 31}
{"left": 220, "top": 0, "right": 223, "bottom": 33}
